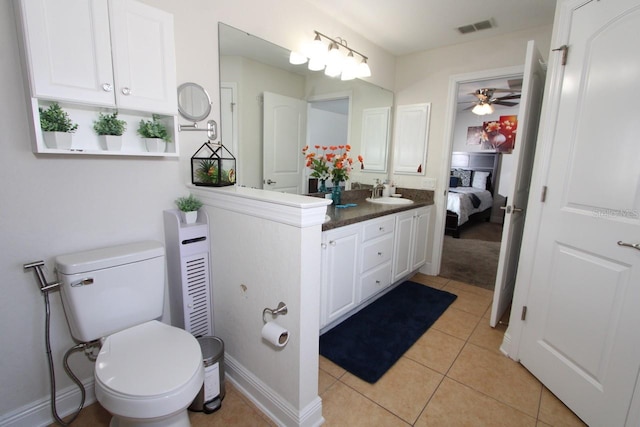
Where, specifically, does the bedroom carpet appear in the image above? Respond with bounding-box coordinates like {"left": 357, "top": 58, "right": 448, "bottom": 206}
{"left": 440, "top": 234, "right": 501, "bottom": 290}
{"left": 319, "top": 281, "right": 457, "bottom": 384}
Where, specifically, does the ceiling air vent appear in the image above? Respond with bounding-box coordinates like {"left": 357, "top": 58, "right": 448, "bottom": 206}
{"left": 457, "top": 19, "right": 494, "bottom": 35}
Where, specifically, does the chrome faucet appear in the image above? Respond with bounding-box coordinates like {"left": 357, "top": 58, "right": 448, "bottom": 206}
{"left": 371, "top": 179, "right": 385, "bottom": 198}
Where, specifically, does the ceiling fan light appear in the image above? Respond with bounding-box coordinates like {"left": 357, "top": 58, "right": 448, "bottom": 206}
{"left": 472, "top": 103, "right": 494, "bottom": 115}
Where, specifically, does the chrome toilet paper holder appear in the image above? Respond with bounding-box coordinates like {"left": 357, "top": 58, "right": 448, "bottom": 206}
{"left": 263, "top": 302, "right": 288, "bottom": 324}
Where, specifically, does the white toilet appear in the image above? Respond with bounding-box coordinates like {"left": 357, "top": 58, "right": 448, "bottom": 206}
{"left": 55, "top": 241, "right": 204, "bottom": 427}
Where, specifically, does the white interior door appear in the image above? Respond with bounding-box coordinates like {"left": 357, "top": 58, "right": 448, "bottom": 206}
{"left": 263, "top": 92, "right": 306, "bottom": 193}
{"left": 515, "top": 1, "right": 640, "bottom": 425}
{"left": 221, "top": 83, "right": 239, "bottom": 182}
{"left": 490, "top": 41, "right": 546, "bottom": 327}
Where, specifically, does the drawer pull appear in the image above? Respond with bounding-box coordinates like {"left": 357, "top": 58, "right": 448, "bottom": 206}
{"left": 377, "top": 251, "right": 383, "bottom": 256}
{"left": 379, "top": 226, "right": 385, "bottom": 231}
{"left": 375, "top": 280, "right": 381, "bottom": 284}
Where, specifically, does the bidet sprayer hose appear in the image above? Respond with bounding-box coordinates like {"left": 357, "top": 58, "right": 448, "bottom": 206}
{"left": 44, "top": 290, "right": 87, "bottom": 426}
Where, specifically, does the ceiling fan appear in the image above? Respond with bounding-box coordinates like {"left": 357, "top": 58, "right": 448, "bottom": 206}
{"left": 466, "top": 87, "right": 521, "bottom": 115}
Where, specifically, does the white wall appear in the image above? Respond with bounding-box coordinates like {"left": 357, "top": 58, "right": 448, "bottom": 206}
{"left": 0, "top": 0, "right": 395, "bottom": 424}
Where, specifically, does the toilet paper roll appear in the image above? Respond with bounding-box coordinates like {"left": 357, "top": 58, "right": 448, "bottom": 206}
{"left": 262, "top": 321, "right": 289, "bottom": 347}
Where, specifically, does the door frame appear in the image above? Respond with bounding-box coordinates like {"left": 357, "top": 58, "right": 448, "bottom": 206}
{"left": 433, "top": 65, "right": 524, "bottom": 276}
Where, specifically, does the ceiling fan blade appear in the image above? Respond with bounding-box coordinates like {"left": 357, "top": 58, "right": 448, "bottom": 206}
{"left": 493, "top": 101, "right": 519, "bottom": 107}
{"left": 495, "top": 94, "right": 521, "bottom": 101}
{"left": 489, "top": 88, "right": 521, "bottom": 93}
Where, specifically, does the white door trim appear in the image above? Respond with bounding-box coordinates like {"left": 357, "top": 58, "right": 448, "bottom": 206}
{"left": 432, "top": 65, "right": 524, "bottom": 277}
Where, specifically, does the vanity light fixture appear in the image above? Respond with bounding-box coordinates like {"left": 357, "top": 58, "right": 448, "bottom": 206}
{"left": 289, "top": 31, "right": 371, "bottom": 80}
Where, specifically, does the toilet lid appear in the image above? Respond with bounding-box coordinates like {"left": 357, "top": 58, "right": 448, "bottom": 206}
{"left": 95, "top": 320, "right": 202, "bottom": 398}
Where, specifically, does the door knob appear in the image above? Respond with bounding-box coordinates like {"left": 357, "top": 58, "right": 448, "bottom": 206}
{"left": 500, "top": 205, "right": 524, "bottom": 214}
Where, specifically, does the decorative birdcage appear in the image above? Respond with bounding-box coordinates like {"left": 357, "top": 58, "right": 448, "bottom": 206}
{"left": 191, "top": 142, "right": 236, "bottom": 187}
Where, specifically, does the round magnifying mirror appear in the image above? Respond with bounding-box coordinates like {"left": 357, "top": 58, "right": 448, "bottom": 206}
{"left": 177, "top": 82, "right": 212, "bottom": 122}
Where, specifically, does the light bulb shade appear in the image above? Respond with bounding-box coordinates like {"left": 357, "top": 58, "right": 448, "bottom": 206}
{"left": 341, "top": 52, "right": 358, "bottom": 80}
{"left": 289, "top": 51, "right": 308, "bottom": 65}
{"left": 472, "top": 103, "right": 495, "bottom": 115}
{"left": 324, "top": 62, "right": 342, "bottom": 77}
{"left": 357, "top": 59, "right": 371, "bottom": 78}
{"left": 308, "top": 57, "right": 326, "bottom": 71}
{"left": 326, "top": 43, "right": 345, "bottom": 68}
{"left": 304, "top": 34, "right": 326, "bottom": 59}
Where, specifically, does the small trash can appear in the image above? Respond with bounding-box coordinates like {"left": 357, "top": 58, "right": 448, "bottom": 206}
{"left": 189, "top": 336, "right": 225, "bottom": 414}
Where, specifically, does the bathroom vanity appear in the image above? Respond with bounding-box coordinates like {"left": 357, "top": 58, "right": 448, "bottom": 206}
{"left": 319, "top": 189, "right": 434, "bottom": 331}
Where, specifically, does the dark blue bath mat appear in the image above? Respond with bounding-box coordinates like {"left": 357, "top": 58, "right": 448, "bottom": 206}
{"left": 319, "top": 280, "right": 457, "bottom": 383}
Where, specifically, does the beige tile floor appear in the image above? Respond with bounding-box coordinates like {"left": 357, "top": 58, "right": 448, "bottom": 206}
{"left": 61, "top": 274, "right": 586, "bottom": 427}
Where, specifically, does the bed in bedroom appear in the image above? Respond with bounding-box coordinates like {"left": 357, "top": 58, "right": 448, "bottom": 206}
{"left": 445, "top": 152, "right": 500, "bottom": 238}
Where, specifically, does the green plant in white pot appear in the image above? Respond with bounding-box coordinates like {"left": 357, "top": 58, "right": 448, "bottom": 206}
{"left": 39, "top": 102, "right": 78, "bottom": 149}
{"left": 175, "top": 194, "right": 203, "bottom": 224}
{"left": 137, "top": 114, "right": 171, "bottom": 153}
{"left": 93, "top": 112, "right": 127, "bottom": 151}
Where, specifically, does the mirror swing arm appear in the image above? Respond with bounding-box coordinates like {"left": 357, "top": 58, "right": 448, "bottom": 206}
{"left": 179, "top": 120, "right": 218, "bottom": 141}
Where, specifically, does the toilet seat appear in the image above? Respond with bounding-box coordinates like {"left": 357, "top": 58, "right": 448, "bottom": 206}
{"left": 95, "top": 320, "right": 204, "bottom": 419}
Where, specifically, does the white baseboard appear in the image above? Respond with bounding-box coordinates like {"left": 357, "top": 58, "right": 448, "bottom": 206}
{"left": 500, "top": 331, "right": 516, "bottom": 360}
{"left": 0, "top": 379, "right": 96, "bottom": 427}
{"left": 224, "top": 354, "right": 324, "bottom": 427}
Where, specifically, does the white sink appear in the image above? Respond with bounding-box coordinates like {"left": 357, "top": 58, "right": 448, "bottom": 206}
{"left": 366, "top": 197, "right": 414, "bottom": 205}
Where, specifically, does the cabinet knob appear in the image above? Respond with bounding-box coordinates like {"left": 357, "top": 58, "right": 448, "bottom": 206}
{"left": 121, "top": 87, "right": 131, "bottom": 95}
{"left": 377, "top": 251, "right": 383, "bottom": 256}
{"left": 102, "top": 83, "right": 113, "bottom": 92}
{"left": 329, "top": 241, "right": 337, "bottom": 246}
{"left": 321, "top": 243, "right": 327, "bottom": 249}
{"left": 375, "top": 280, "right": 381, "bottom": 284}
{"left": 379, "top": 226, "right": 384, "bottom": 231}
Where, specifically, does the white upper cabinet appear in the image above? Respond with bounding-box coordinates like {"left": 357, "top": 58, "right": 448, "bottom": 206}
{"left": 17, "top": 0, "right": 177, "bottom": 115}
{"left": 18, "top": 0, "right": 115, "bottom": 106}
{"left": 393, "top": 103, "right": 430, "bottom": 175}
{"left": 108, "top": 0, "right": 177, "bottom": 114}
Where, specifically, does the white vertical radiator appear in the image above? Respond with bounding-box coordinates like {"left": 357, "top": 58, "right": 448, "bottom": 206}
{"left": 163, "top": 209, "right": 213, "bottom": 337}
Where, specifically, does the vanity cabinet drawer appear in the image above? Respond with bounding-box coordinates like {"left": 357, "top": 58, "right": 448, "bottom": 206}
{"left": 360, "top": 262, "right": 392, "bottom": 302}
{"left": 361, "top": 235, "right": 394, "bottom": 272}
{"left": 362, "top": 217, "right": 395, "bottom": 242}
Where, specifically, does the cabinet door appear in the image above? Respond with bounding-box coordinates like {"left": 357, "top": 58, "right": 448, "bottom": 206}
{"left": 109, "top": 0, "right": 177, "bottom": 114}
{"left": 392, "top": 103, "right": 430, "bottom": 174}
{"left": 411, "top": 207, "right": 431, "bottom": 271}
{"left": 17, "top": 0, "right": 115, "bottom": 106}
{"left": 392, "top": 210, "right": 414, "bottom": 282}
{"left": 321, "top": 226, "right": 359, "bottom": 327}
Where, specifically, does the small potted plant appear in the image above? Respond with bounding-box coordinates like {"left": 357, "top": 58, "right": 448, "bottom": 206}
{"left": 39, "top": 102, "right": 78, "bottom": 149}
{"left": 137, "top": 114, "right": 171, "bottom": 153}
{"left": 93, "top": 111, "right": 127, "bottom": 151}
{"left": 175, "top": 194, "right": 203, "bottom": 224}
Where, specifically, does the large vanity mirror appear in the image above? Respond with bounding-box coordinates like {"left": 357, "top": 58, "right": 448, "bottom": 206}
{"left": 218, "top": 22, "right": 393, "bottom": 194}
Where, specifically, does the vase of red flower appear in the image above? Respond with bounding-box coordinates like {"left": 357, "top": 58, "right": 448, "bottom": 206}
{"left": 302, "top": 144, "right": 364, "bottom": 197}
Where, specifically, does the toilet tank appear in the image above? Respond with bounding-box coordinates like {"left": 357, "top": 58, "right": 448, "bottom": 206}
{"left": 55, "top": 241, "right": 165, "bottom": 342}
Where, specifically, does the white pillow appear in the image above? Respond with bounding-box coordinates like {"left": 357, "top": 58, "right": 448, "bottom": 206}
{"left": 472, "top": 171, "right": 490, "bottom": 190}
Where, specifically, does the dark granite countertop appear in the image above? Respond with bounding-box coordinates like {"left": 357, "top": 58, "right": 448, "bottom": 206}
{"left": 317, "top": 188, "right": 435, "bottom": 231}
